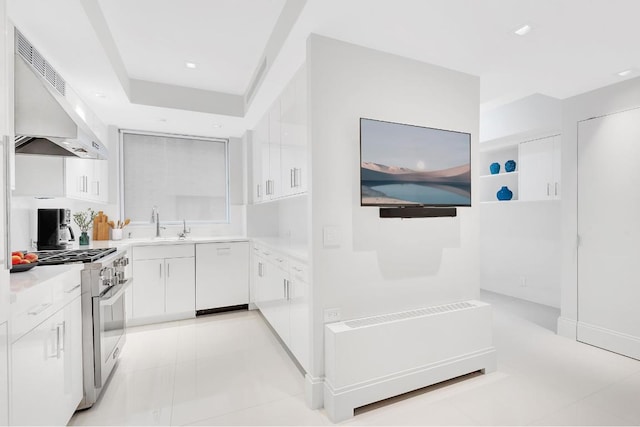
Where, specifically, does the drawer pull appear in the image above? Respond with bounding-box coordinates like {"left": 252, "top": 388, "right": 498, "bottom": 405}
{"left": 28, "top": 302, "right": 52, "bottom": 316}
{"left": 65, "top": 284, "right": 81, "bottom": 293}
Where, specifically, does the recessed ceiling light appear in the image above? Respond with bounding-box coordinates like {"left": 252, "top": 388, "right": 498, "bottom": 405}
{"left": 94, "top": 93, "right": 106, "bottom": 98}
{"left": 514, "top": 24, "right": 532, "bottom": 36}
{"left": 212, "top": 123, "right": 222, "bottom": 129}
{"left": 185, "top": 62, "right": 197, "bottom": 69}
{"left": 618, "top": 69, "right": 633, "bottom": 77}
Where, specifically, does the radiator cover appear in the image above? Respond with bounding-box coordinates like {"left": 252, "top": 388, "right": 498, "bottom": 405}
{"left": 324, "top": 300, "right": 496, "bottom": 422}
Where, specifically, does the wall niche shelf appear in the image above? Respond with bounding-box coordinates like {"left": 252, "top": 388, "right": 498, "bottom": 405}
{"left": 479, "top": 134, "right": 561, "bottom": 204}
{"left": 479, "top": 143, "right": 519, "bottom": 202}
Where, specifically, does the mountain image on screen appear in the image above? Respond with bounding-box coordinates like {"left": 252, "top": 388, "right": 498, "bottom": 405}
{"left": 361, "top": 161, "right": 471, "bottom": 206}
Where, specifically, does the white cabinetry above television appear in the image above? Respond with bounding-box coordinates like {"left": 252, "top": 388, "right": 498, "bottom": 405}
{"left": 479, "top": 134, "right": 561, "bottom": 203}
{"left": 250, "top": 66, "right": 307, "bottom": 204}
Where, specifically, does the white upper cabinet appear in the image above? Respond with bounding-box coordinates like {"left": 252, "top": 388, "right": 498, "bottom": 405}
{"left": 251, "top": 116, "right": 269, "bottom": 203}
{"left": 13, "top": 155, "right": 108, "bottom": 203}
{"left": 65, "top": 157, "right": 109, "bottom": 203}
{"left": 251, "top": 65, "right": 307, "bottom": 204}
{"left": 519, "top": 135, "right": 561, "bottom": 201}
{"left": 280, "top": 68, "right": 307, "bottom": 197}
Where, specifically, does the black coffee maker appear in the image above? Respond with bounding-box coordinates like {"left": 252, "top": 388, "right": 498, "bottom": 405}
{"left": 37, "top": 208, "right": 75, "bottom": 250}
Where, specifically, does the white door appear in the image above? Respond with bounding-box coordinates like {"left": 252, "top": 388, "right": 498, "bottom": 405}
{"left": 577, "top": 108, "right": 640, "bottom": 360}
{"left": 132, "top": 259, "right": 165, "bottom": 318}
{"left": 165, "top": 257, "right": 195, "bottom": 314}
{"left": 195, "top": 242, "right": 249, "bottom": 310}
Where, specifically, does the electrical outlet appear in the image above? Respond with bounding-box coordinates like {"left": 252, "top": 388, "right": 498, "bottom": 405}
{"left": 324, "top": 307, "right": 342, "bottom": 323}
{"left": 520, "top": 276, "right": 527, "bottom": 287}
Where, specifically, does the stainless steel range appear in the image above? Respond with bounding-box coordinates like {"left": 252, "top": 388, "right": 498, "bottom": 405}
{"left": 36, "top": 247, "right": 131, "bottom": 409}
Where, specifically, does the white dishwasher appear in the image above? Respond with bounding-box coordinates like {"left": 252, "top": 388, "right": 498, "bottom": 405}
{"left": 195, "top": 241, "right": 250, "bottom": 313}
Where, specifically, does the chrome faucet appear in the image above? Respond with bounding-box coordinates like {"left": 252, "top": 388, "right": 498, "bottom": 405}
{"left": 151, "top": 206, "right": 165, "bottom": 237}
{"left": 178, "top": 219, "right": 191, "bottom": 239}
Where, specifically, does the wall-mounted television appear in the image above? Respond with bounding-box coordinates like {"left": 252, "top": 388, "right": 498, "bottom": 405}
{"left": 360, "top": 118, "right": 471, "bottom": 208}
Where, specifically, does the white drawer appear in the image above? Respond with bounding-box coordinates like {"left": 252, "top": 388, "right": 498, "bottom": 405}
{"left": 290, "top": 259, "right": 308, "bottom": 283}
{"left": 11, "top": 269, "right": 81, "bottom": 342}
{"left": 133, "top": 244, "right": 194, "bottom": 260}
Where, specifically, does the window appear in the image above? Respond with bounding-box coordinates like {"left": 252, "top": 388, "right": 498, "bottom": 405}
{"left": 121, "top": 131, "right": 228, "bottom": 223}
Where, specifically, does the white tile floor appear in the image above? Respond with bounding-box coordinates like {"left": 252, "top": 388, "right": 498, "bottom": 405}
{"left": 69, "top": 291, "right": 640, "bottom": 426}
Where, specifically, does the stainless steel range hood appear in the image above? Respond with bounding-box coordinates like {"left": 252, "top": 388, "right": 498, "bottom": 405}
{"left": 14, "top": 30, "right": 108, "bottom": 160}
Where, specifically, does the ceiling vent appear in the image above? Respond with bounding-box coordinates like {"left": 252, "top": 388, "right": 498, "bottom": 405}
{"left": 15, "top": 30, "right": 66, "bottom": 96}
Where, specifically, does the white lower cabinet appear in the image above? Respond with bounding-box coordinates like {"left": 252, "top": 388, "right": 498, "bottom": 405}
{"left": 131, "top": 244, "right": 195, "bottom": 325}
{"left": 11, "top": 296, "right": 82, "bottom": 426}
{"left": 0, "top": 321, "right": 8, "bottom": 426}
{"left": 288, "top": 259, "right": 309, "bottom": 370}
{"left": 195, "top": 242, "right": 249, "bottom": 311}
{"left": 253, "top": 244, "right": 309, "bottom": 371}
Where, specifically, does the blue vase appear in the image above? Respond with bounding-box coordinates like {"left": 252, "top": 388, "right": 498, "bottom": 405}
{"left": 505, "top": 159, "right": 516, "bottom": 172}
{"left": 489, "top": 162, "right": 500, "bottom": 175}
{"left": 497, "top": 186, "right": 513, "bottom": 201}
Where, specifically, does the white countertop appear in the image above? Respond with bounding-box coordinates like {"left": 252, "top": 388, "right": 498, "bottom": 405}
{"left": 252, "top": 238, "right": 309, "bottom": 262}
{"left": 73, "top": 235, "right": 249, "bottom": 250}
{"left": 9, "top": 235, "right": 304, "bottom": 295}
{"left": 10, "top": 263, "right": 83, "bottom": 295}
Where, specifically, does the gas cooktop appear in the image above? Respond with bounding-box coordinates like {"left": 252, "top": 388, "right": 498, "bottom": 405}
{"left": 33, "top": 247, "right": 117, "bottom": 265}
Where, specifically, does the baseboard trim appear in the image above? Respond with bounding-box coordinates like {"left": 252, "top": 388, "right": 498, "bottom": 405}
{"left": 577, "top": 321, "right": 640, "bottom": 360}
{"left": 557, "top": 316, "right": 577, "bottom": 339}
{"left": 304, "top": 374, "right": 324, "bottom": 410}
{"left": 323, "top": 347, "right": 496, "bottom": 423}
{"left": 127, "top": 311, "right": 195, "bottom": 327}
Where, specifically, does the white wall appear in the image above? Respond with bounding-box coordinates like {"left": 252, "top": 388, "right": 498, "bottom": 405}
{"left": 480, "top": 202, "right": 561, "bottom": 307}
{"left": 480, "top": 94, "right": 562, "bottom": 143}
{"left": 559, "top": 76, "right": 640, "bottom": 338}
{"left": 479, "top": 95, "right": 563, "bottom": 308}
{"left": 307, "top": 35, "right": 481, "bottom": 378}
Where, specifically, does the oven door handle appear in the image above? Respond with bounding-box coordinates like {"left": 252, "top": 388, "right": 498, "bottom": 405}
{"left": 99, "top": 278, "right": 132, "bottom": 307}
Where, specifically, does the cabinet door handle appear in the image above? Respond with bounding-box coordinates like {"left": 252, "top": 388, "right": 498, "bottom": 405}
{"left": 58, "top": 321, "right": 66, "bottom": 355}
{"left": 96, "top": 180, "right": 100, "bottom": 196}
{"left": 283, "top": 279, "right": 287, "bottom": 299}
{"left": 290, "top": 169, "right": 294, "bottom": 188}
{"left": 547, "top": 183, "right": 550, "bottom": 196}
{"left": 555, "top": 182, "right": 558, "bottom": 196}
{"left": 257, "top": 184, "right": 261, "bottom": 198}
{"left": 167, "top": 262, "right": 170, "bottom": 278}
{"left": 159, "top": 263, "right": 162, "bottom": 278}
